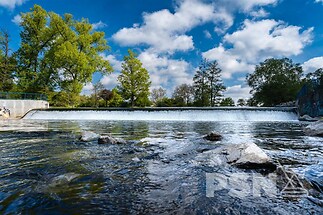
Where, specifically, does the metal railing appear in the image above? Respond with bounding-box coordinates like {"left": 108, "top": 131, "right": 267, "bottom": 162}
{"left": 0, "top": 92, "right": 48, "bottom": 101}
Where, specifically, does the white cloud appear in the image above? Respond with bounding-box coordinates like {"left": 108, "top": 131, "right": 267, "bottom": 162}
{"left": 249, "top": 8, "right": 269, "bottom": 18}
{"left": 302, "top": 57, "right": 323, "bottom": 74}
{"left": 203, "top": 44, "right": 254, "bottom": 79}
{"left": 100, "top": 73, "right": 119, "bottom": 90}
{"left": 0, "top": 0, "right": 27, "bottom": 9}
{"left": 204, "top": 30, "right": 212, "bottom": 39}
{"left": 11, "top": 14, "right": 22, "bottom": 25}
{"left": 113, "top": 0, "right": 234, "bottom": 53}
{"left": 223, "top": 0, "right": 278, "bottom": 12}
{"left": 138, "top": 51, "right": 192, "bottom": 94}
{"left": 92, "top": 21, "right": 107, "bottom": 30}
{"left": 81, "top": 82, "right": 94, "bottom": 95}
{"left": 100, "top": 54, "right": 123, "bottom": 71}
{"left": 223, "top": 85, "right": 251, "bottom": 102}
{"left": 315, "top": 0, "right": 323, "bottom": 4}
{"left": 203, "top": 19, "right": 313, "bottom": 79}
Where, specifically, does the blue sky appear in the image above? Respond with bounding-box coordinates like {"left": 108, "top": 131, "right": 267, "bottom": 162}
{"left": 1, "top": 0, "right": 323, "bottom": 101}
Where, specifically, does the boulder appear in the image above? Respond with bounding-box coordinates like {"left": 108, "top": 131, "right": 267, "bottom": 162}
{"left": 49, "top": 173, "right": 81, "bottom": 187}
{"left": 216, "top": 143, "right": 276, "bottom": 170}
{"left": 204, "top": 132, "right": 223, "bottom": 141}
{"left": 79, "top": 131, "right": 100, "bottom": 142}
{"left": 98, "top": 135, "right": 127, "bottom": 144}
{"left": 304, "top": 121, "right": 323, "bottom": 137}
{"left": 299, "top": 115, "right": 318, "bottom": 122}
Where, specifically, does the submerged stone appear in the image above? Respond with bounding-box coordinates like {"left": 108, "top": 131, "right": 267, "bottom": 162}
{"left": 49, "top": 173, "right": 81, "bottom": 187}
{"left": 79, "top": 131, "right": 100, "bottom": 142}
{"left": 98, "top": 135, "right": 127, "bottom": 144}
{"left": 204, "top": 132, "right": 223, "bottom": 141}
{"left": 304, "top": 121, "right": 323, "bottom": 137}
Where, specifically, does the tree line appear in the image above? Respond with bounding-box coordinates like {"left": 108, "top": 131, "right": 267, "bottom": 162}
{"left": 1, "top": 5, "right": 322, "bottom": 108}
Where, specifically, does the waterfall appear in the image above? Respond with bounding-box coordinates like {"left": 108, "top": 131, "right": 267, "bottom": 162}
{"left": 23, "top": 108, "right": 298, "bottom": 122}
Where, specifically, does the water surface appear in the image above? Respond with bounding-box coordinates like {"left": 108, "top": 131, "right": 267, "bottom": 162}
{"left": 0, "top": 119, "right": 322, "bottom": 214}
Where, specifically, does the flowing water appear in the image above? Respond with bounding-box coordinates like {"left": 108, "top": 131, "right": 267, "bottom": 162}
{"left": 0, "top": 109, "right": 322, "bottom": 214}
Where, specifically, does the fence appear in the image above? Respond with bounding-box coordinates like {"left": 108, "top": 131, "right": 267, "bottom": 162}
{"left": 0, "top": 92, "right": 47, "bottom": 101}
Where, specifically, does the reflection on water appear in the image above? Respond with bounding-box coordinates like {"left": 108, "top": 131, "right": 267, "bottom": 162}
{"left": 0, "top": 120, "right": 322, "bottom": 214}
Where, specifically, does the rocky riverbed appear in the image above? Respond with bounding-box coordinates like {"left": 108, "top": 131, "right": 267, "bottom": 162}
{"left": 0, "top": 120, "right": 322, "bottom": 214}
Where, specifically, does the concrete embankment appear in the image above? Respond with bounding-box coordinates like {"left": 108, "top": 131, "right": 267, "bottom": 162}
{"left": 0, "top": 99, "right": 49, "bottom": 118}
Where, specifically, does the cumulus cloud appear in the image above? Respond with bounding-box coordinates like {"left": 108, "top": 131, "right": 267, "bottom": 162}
{"left": 203, "top": 19, "right": 313, "bottom": 79}
{"left": 92, "top": 21, "right": 107, "bottom": 30}
{"left": 81, "top": 82, "right": 94, "bottom": 95}
{"left": 138, "top": 51, "right": 193, "bottom": 93}
{"left": 0, "top": 0, "right": 27, "bottom": 9}
{"left": 113, "top": 0, "right": 235, "bottom": 53}
{"left": 11, "top": 14, "right": 22, "bottom": 25}
{"left": 223, "top": 85, "right": 251, "bottom": 102}
{"left": 100, "top": 54, "right": 123, "bottom": 71}
{"left": 100, "top": 73, "right": 119, "bottom": 90}
{"left": 302, "top": 57, "right": 323, "bottom": 74}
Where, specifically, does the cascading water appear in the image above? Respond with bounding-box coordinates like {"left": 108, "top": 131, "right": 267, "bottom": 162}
{"left": 23, "top": 108, "right": 298, "bottom": 122}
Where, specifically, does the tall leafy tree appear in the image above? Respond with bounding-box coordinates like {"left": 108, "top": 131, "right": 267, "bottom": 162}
{"left": 246, "top": 58, "right": 303, "bottom": 106}
{"left": 193, "top": 59, "right": 226, "bottom": 106}
{"left": 172, "top": 83, "right": 194, "bottom": 106}
{"left": 207, "top": 61, "right": 226, "bottom": 106}
{"left": 150, "top": 87, "right": 167, "bottom": 105}
{"left": 16, "top": 5, "right": 112, "bottom": 106}
{"left": 0, "top": 30, "right": 16, "bottom": 91}
{"left": 193, "top": 59, "right": 210, "bottom": 106}
{"left": 117, "top": 50, "right": 151, "bottom": 107}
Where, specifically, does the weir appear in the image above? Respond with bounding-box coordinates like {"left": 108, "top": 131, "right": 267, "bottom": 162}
{"left": 23, "top": 107, "right": 298, "bottom": 122}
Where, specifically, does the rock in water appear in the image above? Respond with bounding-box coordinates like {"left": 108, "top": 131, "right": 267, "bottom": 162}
{"left": 304, "top": 121, "right": 323, "bottom": 137}
{"left": 227, "top": 143, "right": 276, "bottom": 169}
{"left": 98, "top": 135, "right": 127, "bottom": 144}
{"left": 204, "top": 132, "right": 223, "bottom": 141}
{"left": 49, "top": 173, "right": 81, "bottom": 187}
{"left": 211, "top": 143, "right": 276, "bottom": 170}
{"left": 79, "top": 131, "right": 100, "bottom": 142}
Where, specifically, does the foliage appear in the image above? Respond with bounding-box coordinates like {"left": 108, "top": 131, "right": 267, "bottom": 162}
{"left": 172, "top": 84, "right": 194, "bottom": 106}
{"left": 99, "top": 89, "right": 113, "bottom": 107}
{"left": 220, "top": 97, "right": 235, "bottom": 106}
{"left": 117, "top": 50, "right": 151, "bottom": 107}
{"left": 237, "top": 98, "right": 246, "bottom": 106}
{"left": 0, "top": 30, "right": 15, "bottom": 91}
{"left": 92, "top": 82, "right": 104, "bottom": 107}
{"left": 150, "top": 87, "right": 167, "bottom": 105}
{"left": 107, "top": 88, "right": 123, "bottom": 107}
{"left": 156, "top": 97, "right": 176, "bottom": 107}
{"left": 15, "top": 5, "right": 112, "bottom": 106}
{"left": 193, "top": 59, "right": 226, "bottom": 106}
{"left": 305, "top": 68, "right": 323, "bottom": 90}
{"left": 246, "top": 58, "right": 303, "bottom": 106}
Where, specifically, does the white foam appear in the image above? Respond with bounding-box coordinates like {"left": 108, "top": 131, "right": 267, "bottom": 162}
{"left": 23, "top": 109, "right": 298, "bottom": 122}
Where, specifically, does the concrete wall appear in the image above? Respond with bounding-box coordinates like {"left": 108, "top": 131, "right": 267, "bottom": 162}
{"left": 0, "top": 100, "right": 49, "bottom": 118}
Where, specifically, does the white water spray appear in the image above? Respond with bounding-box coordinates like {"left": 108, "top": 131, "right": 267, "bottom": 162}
{"left": 23, "top": 109, "right": 298, "bottom": 122}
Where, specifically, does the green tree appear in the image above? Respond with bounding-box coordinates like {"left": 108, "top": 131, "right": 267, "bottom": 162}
{"left": 220, "top": 97, "right": 235, "bottom": 106}
{"left": 16, "top": 5, "right": 112, "bottom": 106}
{"left": 207, "top": 61, "right": 226, "bottom": 106}
{"left": 246, "top": 58, "right": 303, "bottom": 106}
{"left": 107, "top": 88, "right": 123, "bottom": 107}
{"left": 117, "top": 50, "right": 151, "bottom": 107}
{"left": 193, "top": 59, "right": 226, "bottom": 106}
{"left": 237, "top": 98, "right": 246, "bottom": 106}
{"left": 0, "top": 30, "right": 15, "bottom": 91}
{"left": 193, "top": 60, "right": 209, "bottom": 106}
{"left": 150, "top": 87, "right": 167, "bottom": 105}
{"left": 172, "top": 83, "right": 194, "bottom": 106}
